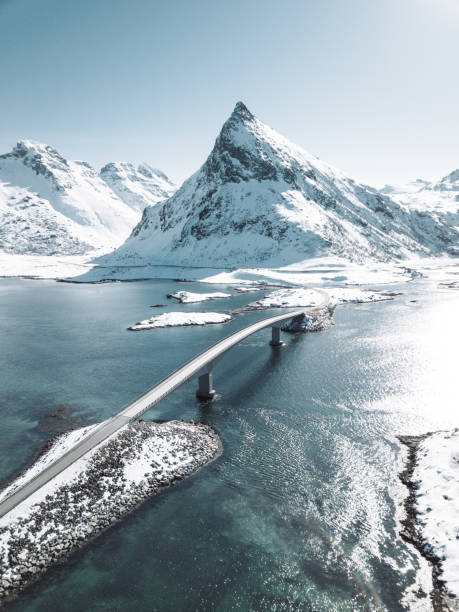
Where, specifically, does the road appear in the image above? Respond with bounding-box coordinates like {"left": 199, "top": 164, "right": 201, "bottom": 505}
{"left": 0, "top": 293, "right": 328, "bottom": 520}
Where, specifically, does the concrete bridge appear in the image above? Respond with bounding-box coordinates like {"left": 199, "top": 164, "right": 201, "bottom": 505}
{"left": 0, "top": 306, "right": 322, "bottom": 520}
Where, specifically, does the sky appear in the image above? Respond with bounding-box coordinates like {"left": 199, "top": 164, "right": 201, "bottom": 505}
{"left": 0, "top": 0, "right": 457, "bottom": 187}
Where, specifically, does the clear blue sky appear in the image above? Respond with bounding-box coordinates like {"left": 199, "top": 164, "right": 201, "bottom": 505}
{"left": 0, "top": 0, "right": 457, "bottom": 186}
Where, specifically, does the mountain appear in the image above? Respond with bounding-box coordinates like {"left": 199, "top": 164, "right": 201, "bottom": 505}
{"left": 0, "top": 181, "right": 92, "bottom": 255}
{"left": 381, "top": 171, "right": 459, "bottom": 249}
{"left": 0, "top": 141, "right": 174, "bottom": 256}
{"left": 106, "top": 102, "right": 458, "bottom": 267}
{"left": 0, "top": 140, "right": 141, "bottom": 255}
{"left": 100, "top": 162, "right": 176, "bottom": 214}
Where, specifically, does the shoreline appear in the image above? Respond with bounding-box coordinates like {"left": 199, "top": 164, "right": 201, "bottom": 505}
{"left": 398, "top": 434, "right": 456, "bottom": 611}
{"left": 0, "top": 420, "right": 222, "bottom": 606}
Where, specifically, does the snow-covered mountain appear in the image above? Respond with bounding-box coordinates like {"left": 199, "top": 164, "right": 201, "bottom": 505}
{"left": 100, "top": 162, "right": 176, "bottom": 214}
{"left": 0, "top": 140, "right": 141, "bottom": 254}
{"left": 107, "top": 102, "right": 458, "bottom": 267}
{"left": 382, "top": 171, "right": 459, "bottom": 250}
{"left": 0, "top": 141, "right": 174, "bottom": 256}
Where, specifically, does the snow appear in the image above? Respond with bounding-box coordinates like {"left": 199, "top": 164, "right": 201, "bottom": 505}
{"left": 246, "top": 288, "right": 324, "bottom": 309}
{"left": 168, "top": 290, "right": 231, "bottom": 303}
{"left": 104, "top": 102, "right": 458, "bottom": 269}
{"left": 382, "top": 171, "right": 459, "bottom": 257}
{"left": 382, "top": 171, "right": 459, "bottom": 223}
{"left": 0, "top": 253, "right": 99, "bottom": 279}
{"left": 128, "top": 311, "right": 232, "bottom": 330}
{"left": 245, "top": 287, "right": 399, "bottom": 310}
{"left": 0, "top": 421, "right": 220, "bottom": 601}
{"left": 195, "top": 258, "right": 418, "bottom": 287}
{"left": 0, "top": 141, "right": 139, "bottom": 252}
{"left": 233, "top": 285, "right": 269, "bottom": 293}
{"left": 327, "top": 287, "right": 401, "bottom": 305}
{"left": 0, "top": 425, "right": 98, "bottom": 504}
{"left": 0, "top": 250, "right": 456, "bottom": 304}
{"left": 0, "top": 141, "right": 174, "bottom": 256}
{"left": 413, "top": 430, "right": 459, "bottom": 598}
{"left": 100, "top": 162, "right": 176, "bottom": 214}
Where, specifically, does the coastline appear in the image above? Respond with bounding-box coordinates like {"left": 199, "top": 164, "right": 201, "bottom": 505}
{"left": 0, "top": 420, "right": 221, "bottom": 606}
{"left": 398, "top": 434, "right": 457, "bottom": 611}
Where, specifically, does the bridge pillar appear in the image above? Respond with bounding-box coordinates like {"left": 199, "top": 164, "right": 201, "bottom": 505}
{"left": 270, "top": 326, "right": 283, "bottom": 347}
{"left": 196, "top": 372, "right": 216, "bottom": 400}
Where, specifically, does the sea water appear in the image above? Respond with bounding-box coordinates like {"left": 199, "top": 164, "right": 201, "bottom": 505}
{"left": 0, "top": 278, "right": 457, "bottom": 611}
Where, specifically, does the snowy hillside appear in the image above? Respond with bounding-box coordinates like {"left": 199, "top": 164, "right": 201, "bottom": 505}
{"left": 0, "top": 181, "right": 91, "bottom": 255}
{"left": 106, "top": 102, "right": 458, "bottom": 268}
{"left": 0, "top": 141, "right": 141, "bottom": 255}
{"left": 382, "top": 171, "right": 459, "bottom": 254}
{"left": 100, "top": 162, "right": 176, "bottom": 213}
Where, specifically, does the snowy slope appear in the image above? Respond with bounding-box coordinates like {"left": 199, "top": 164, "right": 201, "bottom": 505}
{"left": 100, "top": 162, "right": 177, "bottom": 213}
{"left": 0, "top": 141, "right": 139, "bottom": 254}
{"left": 0, "top": 182, "right": 91, "bottom": 255}
{"left": 107, "top": 102, "right": 458, "bottom": 268}
{"left": 382, "top": 171, "right": 459, "bottom": 254}
{"left": 413, "top": 430, "right": 459, "bottom": 599}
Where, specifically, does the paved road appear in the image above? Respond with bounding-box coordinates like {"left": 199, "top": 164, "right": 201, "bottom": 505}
{"left": 0, "top": 294, "right": 328, "bottom": 520}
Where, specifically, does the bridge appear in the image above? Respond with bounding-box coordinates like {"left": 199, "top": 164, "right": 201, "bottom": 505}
{"left": 0, "top": 301, "right": 327, "bottom": 520}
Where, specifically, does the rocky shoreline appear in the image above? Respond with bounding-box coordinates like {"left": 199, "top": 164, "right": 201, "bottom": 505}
{"left": 281, "top": 305, "right": 336, "bottom": 333}
{"left": 0, "top": 420, "right": 221, "bottom": 606}
{"left": 398, "top": 435, "right": 457, "bottom": 611}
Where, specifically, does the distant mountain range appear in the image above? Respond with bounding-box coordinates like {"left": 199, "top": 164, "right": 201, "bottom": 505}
{"left": 0, "top": 140, "right": 176, "bottom": 255}
{"left": 105, "top": 102, "right": 458, "bottom": 267}
{"left": 100, "top": 162, "right": 176, "bottom": 214}
{"left": 381, "top": 170, "right": 458, "bottom": 233}
{"left": 0, "top": 106, "right": 457, "bottom": 264}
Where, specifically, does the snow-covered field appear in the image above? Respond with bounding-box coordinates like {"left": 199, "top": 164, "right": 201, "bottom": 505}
{"left": 0, "top": 253, "right": 101, "bottom": 279}
{"left": 414, "top": 430, "right": 459, "bottom": 599}
{"left": 128, "top": 311, "right": 232, "bottom": 330}
{"left": 0, "top": 250, "right": 457, "bottom": 294}
{"left": 168, "top": 290, "right": 232, "bottom": 303}
{"left": 0, "top": 420, "right": 221, "bottom": 602}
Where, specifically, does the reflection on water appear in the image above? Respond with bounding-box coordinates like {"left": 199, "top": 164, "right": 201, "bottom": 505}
{"left": 0, "top": 278, "right": 457, "bottom": 611}
{"left": 357, "top": 295, "right": 459, "bottom": 426}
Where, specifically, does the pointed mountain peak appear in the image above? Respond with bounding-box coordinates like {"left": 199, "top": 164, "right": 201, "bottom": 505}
{"left": 203, "top": 100, "right": 305, "bottom": 186}
{"left": 229, "top": 101, "right": 255, "bottom": 123}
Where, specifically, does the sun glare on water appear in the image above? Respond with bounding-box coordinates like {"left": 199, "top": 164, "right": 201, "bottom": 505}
{"left": 360, "top": 290, "right": 459, "bottom": 429}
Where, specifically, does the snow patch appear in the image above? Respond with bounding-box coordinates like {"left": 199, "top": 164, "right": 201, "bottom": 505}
{"left": 167, "top": 290, "right": 231, "bottom": 303}
{"left": 244, "top": 287, "right": 398, "bottom": 310}
{"left": 128, "top": 311, "right": 232, "bottom": 330}
{"left": 413, "top": 430, "right": 459, "bottom": 598}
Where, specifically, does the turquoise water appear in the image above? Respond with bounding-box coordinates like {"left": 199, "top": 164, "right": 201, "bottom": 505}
{"left": 1, "top": 278, "right": 458, "bottom": 611}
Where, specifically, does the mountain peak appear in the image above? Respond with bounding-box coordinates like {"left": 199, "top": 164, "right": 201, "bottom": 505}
{"left": 442, "top": 169, "right": 459, "bottom": 183}
{"left": 6, "top": 139, "right": 69, "bottom": 171}
{"left": 230, "top": 101, "right": 255, "bottom": 123}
